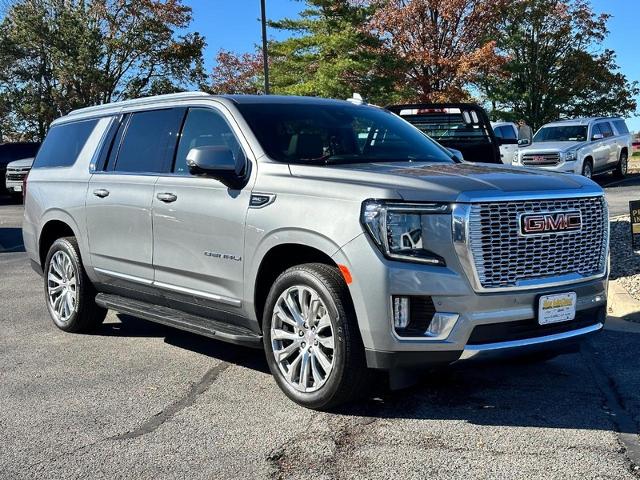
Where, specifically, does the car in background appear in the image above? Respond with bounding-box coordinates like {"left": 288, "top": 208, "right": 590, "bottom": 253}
{"left": 386, "top": 103, "right": 515, "bottom": 164}
{"left": 0, "top": 142, "right": 40, "bottom": 194}
{"left": 514, "top": 117, "right": 631, "bottom": 179}
{"left": 5, "top": 157, "right": 34, "bottom": 200}
{"left": 491, "top": 121, "right": 519, "bottom": 165}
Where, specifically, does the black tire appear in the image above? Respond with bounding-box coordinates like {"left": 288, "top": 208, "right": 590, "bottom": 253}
{"left": 581, "top": 159, "right": 593, "bottom": 179}
{"left": 262, "top": 263, "right": 369, "bottom": 410}
{"left": 614, "top": 150, "right": 628, "bottom": 178}
{"left": 44, "top": 237, "right": 106, "bottom": 333}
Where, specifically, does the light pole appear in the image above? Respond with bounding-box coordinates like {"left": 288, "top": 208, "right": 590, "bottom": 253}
{"left": 260, "top": 0, "right": 270, "bottom": 94}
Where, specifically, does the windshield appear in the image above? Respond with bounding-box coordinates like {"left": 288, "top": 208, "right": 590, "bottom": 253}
{"left": 235, "top": 102, "right": 453, "bottom": 165}
{"left": 533, "top": 126, "right": 588, "bottom": 143}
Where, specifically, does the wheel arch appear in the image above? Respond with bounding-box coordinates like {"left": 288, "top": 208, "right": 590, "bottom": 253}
{"left": 38, "top": 216, "right": 79, "bottom": 267}
{"left": 253, "top": 243, "right": 342, "bottom": 330}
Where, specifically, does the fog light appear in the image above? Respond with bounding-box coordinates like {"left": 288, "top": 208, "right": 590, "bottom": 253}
{"left": 393, "top": 297, "right": 410, "bottom": 329}
{"left": 425, "top": 313, "right": 459, "bottom": 339}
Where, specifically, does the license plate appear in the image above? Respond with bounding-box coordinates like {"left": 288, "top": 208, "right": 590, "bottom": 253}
{"left": 538, "top": 292, "right": 576, "bottom": 325}
{"left": 13, "top": 185, "right": 22, "bottom": 192}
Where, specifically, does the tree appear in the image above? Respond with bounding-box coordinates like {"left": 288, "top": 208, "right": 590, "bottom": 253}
{"left": 368, "top": 0, "right": 508, "bottom": 102}
{"left": 485, "top": 0, "right": 638, "bottom": 129}
{"left": 265, "top": 0, "right": 398, "bottom": 104}
{"left": 208, "top": 49, "right": 264, "bottom": 95}
{"left": 0, "top": 0, "right": 205, "bottom": 140}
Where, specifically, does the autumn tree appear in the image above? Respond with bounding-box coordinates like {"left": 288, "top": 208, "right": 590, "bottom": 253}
{"left": 0, "top": 0, "right": 205, "bottom": 140}
{"left": 208, "top": 49, "right": 264, "bottom": 95}
{"left": 266, "top": 0, "right": 398, "bottom": 103}
{"left": 368, "top": 0, "right": 508, "bottom": 102}
{"left": 485, "top": 0, "right": 638, "bottom": 128}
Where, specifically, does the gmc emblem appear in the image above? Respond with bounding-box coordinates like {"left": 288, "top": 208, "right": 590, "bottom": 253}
{"left": 519, "top": 211, "right": 582, "bottom": 235}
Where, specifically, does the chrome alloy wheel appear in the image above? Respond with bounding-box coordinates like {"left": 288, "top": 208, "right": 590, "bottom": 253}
{"left": 47, "top": 250, "right": 78, "bottom": 325}
{"left": 621, "top": 153, "right": 628, "bottom": 175}
{"left": 271, "top": 285, "right": 335, "bottom": 393}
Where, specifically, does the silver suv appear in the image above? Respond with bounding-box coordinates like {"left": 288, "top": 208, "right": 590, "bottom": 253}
{"left": 23, "top": 93, "right": 609, "bottom": 409}
{"left": 514, "top": 117, "right": 631, "bottom": 178}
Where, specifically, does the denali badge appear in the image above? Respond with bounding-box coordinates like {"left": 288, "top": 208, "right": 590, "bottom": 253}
{"left": 519, "top": 211, "right": 582, "bottom": 235}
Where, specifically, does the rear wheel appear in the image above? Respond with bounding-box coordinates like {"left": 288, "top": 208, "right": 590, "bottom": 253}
{"left": 581, "top": 160, "right": 593, "bottom": 179}
{"left": 44, "top": 237, "right": 106, "bottom": 332}
{"left": 614, "top": 150, "right": 628, "bottom": 178}
{"left": 263, "top": 263, "right": 369, "bottom": 410}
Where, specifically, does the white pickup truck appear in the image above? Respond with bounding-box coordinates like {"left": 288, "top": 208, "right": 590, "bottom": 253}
{"left": 513, "top": 117, "right": 631, "bottom": 179}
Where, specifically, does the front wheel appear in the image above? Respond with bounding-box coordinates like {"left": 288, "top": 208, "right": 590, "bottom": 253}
{"left": 263, "top": 263, "right": 369, "bottom": 410}
{"left": 44, "top": 237, "right": 106, "bottom": 332}
{"left": 581, "top": 160, "right": 593, "bottom": 179}
{"left": 614, "top": 151, "right": 628, "bottom": 178}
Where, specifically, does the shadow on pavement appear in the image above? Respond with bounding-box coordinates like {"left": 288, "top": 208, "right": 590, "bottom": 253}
{"left": 99, "top": 313, "right": 640, "bottom": 436}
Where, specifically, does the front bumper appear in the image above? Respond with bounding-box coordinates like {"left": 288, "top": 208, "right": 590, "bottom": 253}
{"left": 333, "top": 233, "right": 607, "bottom": 370}
{"left": 513, "top": 159, "right": 579, "bottom": 174}
{"left": 5, "top": 179, "right": 24, "bottom": 192}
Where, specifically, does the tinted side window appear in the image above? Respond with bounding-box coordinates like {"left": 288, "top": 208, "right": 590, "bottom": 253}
{"left": 598, "top": 122, "right": 614, "bottom": 138}
{"left": 174, "top": 108, "right": 244, "bottom": 175}
{"left": 33, "top": 119, "right": 98, "bottom": 168}
{"left": 493, "top": 127, "right": 504, "bottom": 139}
{"left": 501, "top": 126, "right": 517, "bottom": 140}
{"left": 114, "top": 109, "right": 183, "bottom": 173}
{"left": 613, "top": 120, "right": 629, "bottom": 135}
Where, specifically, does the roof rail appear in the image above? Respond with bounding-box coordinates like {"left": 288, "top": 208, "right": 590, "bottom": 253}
{"left": 66, "top": 91, "right": 211, "bottom": 117}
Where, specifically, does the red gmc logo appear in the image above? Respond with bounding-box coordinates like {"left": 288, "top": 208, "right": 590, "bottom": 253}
{"left": 520, "top": 211, "right": 582, "bottom": 235}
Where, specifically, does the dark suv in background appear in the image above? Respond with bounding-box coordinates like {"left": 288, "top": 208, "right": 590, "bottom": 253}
{"left": 0, "top": 142, "right": 40, "bottom": 194}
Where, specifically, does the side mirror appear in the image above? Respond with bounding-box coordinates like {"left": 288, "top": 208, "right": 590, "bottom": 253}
{"left": 186, "top": 146, "right": 245, "bottom": 188}
{"left": 498, "top": 138, "right": 519, "bottom": 146}
{"left": 517, "top": 139, "right": 530, "bottom": 146}
{"left": 592, "top": 133, "right": 604, "bottom": 141}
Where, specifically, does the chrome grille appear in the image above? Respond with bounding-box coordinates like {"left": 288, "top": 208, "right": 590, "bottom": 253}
{"left": 6, "top": 173, "right": 26, "bottom": 181}
{"left": 468, "top": 196, "right": 608, "bottom": 289}
{"left": 522, "top": 153, "right": 561, "bottom": 166}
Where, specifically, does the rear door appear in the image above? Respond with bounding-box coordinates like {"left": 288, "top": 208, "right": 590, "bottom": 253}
{"left": 86, "top": 108, "right": 183, "bottom": 284}
{"left": 151, "top": 105, "right": 254, "bottom": 320}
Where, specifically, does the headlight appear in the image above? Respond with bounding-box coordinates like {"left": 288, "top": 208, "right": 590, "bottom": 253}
{"left": 564, "top": 150, "right": 577, "bottom": 162}
{"left": 361, "top": 200, "right": 449, "bottom": 265}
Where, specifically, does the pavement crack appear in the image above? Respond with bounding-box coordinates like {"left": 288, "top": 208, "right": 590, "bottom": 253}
{"left": 582, "top": 341, "right": 640, "bottom": 475}
{"left": 111, "top": 362, "right": 230, "bottom": 441}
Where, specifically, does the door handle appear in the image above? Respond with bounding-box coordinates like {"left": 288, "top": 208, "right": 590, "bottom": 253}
{"left": 93, "top": 189, "right": 110, "bottom": 198}
{"left": 157, "top": 192, "right": 177, "bottom": 203}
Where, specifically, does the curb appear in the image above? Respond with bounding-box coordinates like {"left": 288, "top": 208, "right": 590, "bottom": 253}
{"left": 608, "top": 279, "right": 640, "bottom": 322}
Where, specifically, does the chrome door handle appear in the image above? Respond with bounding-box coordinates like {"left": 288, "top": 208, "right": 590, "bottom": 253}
{"left": 156, "top": 192, "right": 177, "bottom": 203}
{"left": 93, "top": 189, "right": 110, "bottom": 198}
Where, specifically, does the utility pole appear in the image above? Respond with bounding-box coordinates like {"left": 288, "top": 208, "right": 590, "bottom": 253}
{"left": 260, "top": 0, "right": 270, "bottom": 94}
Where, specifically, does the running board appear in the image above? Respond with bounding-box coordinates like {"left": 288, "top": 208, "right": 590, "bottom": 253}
{"left": 95, "top": 293, "right": 262, "bottom": 348}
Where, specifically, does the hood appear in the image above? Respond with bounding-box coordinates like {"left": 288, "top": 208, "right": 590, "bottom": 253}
{"left": 289, "top": 161, "right": 601, "bottom": 203}
{"left": 6, "top": 157, "right": 34, "bottom": 169}
{"left": 521, "top": 141, "right": 588, "bottom": 153}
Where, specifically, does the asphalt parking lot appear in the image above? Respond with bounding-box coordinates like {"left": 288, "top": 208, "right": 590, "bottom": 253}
{"left": 1, "top": 178, "right": 640, "bottom": 479}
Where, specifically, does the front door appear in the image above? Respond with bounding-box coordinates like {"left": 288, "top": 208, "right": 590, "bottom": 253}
{"left": 152, "top": 106, "right": 254, "bottom": 316}
{"left": 590, "top": 123, "right": 611, "bottom": 172}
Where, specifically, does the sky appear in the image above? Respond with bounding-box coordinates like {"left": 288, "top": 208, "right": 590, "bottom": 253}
{"left": 187, "top": 0, "right": 640, "bottom": 132}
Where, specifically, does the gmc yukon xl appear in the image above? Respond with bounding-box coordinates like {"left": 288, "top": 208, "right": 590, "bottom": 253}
{"left": 24, "top": 93, "right": 609, "bottom": 409}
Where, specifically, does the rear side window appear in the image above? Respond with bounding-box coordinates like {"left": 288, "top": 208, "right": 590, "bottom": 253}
{"left": 112, "top": 109, "right": 183, "bottom": 173}
{"left": 33, "top": 119, "right": 98, "bottom": 168}
{"left": 612, "top": 120, "right": 629, "bottom": 135}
